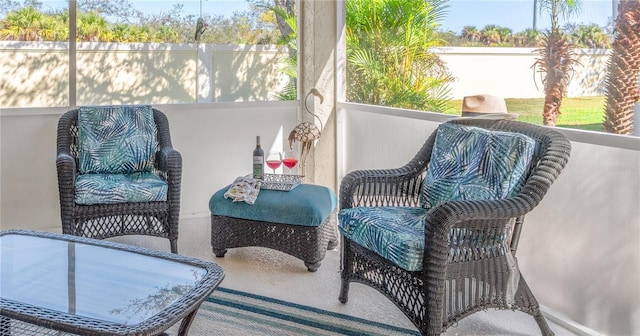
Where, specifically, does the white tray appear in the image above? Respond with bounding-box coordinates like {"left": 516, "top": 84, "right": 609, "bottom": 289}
{"left": 260, "top": 173, "right": 304, "bottom": 191}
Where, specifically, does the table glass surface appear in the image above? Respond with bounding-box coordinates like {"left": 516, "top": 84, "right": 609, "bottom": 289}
{"left": 0, "top": 233, "right": 207, "bottom": 325}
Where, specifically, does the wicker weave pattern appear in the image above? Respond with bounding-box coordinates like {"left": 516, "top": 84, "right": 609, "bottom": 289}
{"left": 1, "top": 317, "right": 81, "bottom": 336}
{"left": 0, "top": 230, "right": 224, "bottom": 336}
{"left": 338, "top": 119, "right": 571, "bottom": 336}
{"left": 211, "top": 210, "right": 338, "bottom": 272}
{"left": 56, "top": 108, "right": 182, "bottom": 253}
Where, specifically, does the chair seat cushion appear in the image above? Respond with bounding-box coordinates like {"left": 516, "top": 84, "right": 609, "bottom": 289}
{"left": 77, "top": 105, "right": 157, "bottom": 174}
{"left": 420, "top": 122, "right": 537, "bottom": 209}
{"left": 338, "top": 206, "right": 428, "bottom": 271}
{"left": 210, "top": 184, "right": 337, "bottom": 226}
{"left": 75, "top": 172, "right": 168, "bottom": 205}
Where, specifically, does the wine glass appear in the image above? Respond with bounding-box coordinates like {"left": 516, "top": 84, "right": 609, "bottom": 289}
{"left": 265, "top": 151, "right": 282, "bottom": 174}
{"left": 282, "top": 149, "right": 299, "bottom": 175}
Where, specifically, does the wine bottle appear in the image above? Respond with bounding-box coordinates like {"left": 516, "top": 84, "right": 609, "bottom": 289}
{"left": 252, "top": 136, "right": 264, "bottom": 179}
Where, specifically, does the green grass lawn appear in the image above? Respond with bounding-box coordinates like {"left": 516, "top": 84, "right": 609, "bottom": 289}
{"left": 444, "top": 96, "right": 607, "bottom": 132}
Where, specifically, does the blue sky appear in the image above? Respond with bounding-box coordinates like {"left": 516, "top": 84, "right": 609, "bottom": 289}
{"left": 38, "top": 0, "right": 615, "bottom": 33}
{"left": 443, "top": 0, "right": 614, "bottom": 33}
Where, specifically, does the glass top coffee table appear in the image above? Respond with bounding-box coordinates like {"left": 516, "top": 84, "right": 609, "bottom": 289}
{"left": 0, "top": 230, "right": 224, "bottom": 335}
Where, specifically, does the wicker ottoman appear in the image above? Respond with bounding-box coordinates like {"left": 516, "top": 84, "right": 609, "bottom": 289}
{"left": 209, "top": 184, "right": 338, "bottom": 272}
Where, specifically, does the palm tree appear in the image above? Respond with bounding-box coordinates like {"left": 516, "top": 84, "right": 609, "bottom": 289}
{"left": 461, "top": 26, "right": 481, "bottom": 43}
{"left": 346, "top": 0, "right": 453, "bottom": 112}
{"left": 111, "top": 23, "right": 132, "bottom": 42}
{"left": 480, "top": 24, "right": 502, "bottom": 45}
{"left": 477, "top": 24, "right": 513, "bottom": 46}
{"left": 513, "top": 29, "right": 540, "bottom": 47}
{"left": 77, "top": 11, "right": 112, "bottom": 41}
{"left": 38, "top": 14, "right": 67, "bottom": 41}
{"left": 2, "top": 6, "right": 42, "bottom": 41}
{"left": 129, "top": 25, "right": 152, "bottom": 42}
{"left": 267, "top": 5, "right": 298, "bottom": 100}
{"left": 271, "top": 0, "right": 294, "bottom": 38}
{"left": 495, "top": 26, "right": 514, "bottom": 45}
{"left": 568, "top": 23, "right": 611, "bottom": 48}
{"left": 154, "top": 26, "right": 180, "bottom": 43}
{"left": 533, "top": 0, "right": 581, "bottom": 126}
{"left": 603, "top": 0, "right": 640, "bottom": 135}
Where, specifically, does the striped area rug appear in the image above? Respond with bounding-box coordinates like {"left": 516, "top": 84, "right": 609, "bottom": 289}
{"left": 185, "top": 287, "right": 420, "bottom": 336}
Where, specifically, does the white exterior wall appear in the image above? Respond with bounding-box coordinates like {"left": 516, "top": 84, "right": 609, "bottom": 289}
{"left": 0, "top": 42, "right": 289, "bottom": 108}
{"left": 0, "top": 43, "right": 611, "bottom": 109}
{"left": 438, "top": 47, "right": 610, "bottom": 99}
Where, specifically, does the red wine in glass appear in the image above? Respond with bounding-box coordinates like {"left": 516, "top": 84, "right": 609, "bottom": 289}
{"left": 266, "top": 160, "right": 282, "bottom": 170}
{"left": 266, "top": 151, "right": 282, "bottom": 174}
{"left": 283, "top": 149, "right": 298, "bottom": 174}
{"left": 283, "top": 158, "right": 298, "bottom": 169}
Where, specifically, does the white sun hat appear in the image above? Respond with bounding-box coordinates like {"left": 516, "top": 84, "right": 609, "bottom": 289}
{"left": 461, "top": 94, "right": 518, "bottom": 119}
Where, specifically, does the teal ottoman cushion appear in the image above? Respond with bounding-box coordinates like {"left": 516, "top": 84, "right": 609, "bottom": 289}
{"left": 210, "top": 184, "right": 337, "bottom": 226}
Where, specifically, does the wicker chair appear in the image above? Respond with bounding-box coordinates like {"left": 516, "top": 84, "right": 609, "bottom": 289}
{"left": 338, "top": 118, "right": 571, "bottom": 336}
{"left": 56, "top": 106, "right": 182, "bottom": 253}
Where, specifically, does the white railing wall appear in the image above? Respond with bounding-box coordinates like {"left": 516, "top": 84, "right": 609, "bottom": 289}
{"left": 0, "top": 43, "right": 611, "bottom": 109}
{"left": 337, "top": 102, "right": 640, "bottom": 336}
{"left": 0, "top": 102, "right": 300, "bottom": 232}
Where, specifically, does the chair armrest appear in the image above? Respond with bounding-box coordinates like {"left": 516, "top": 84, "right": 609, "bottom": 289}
{"left": 339, "top": 166, "right": 425, "bottom": 209}
{"left": 422, "top": 196, "right": 536, "bottom": 270}
{"left": 340, "top": 129, "right": 438, "bottom": 210}
{"left": 56, "top": 152, "right": 76, "bottom": 193}
{"left": 157, "top": 146, "right": 182, "bottom": 199}
{"left": 426, "top": 196, "right": 534, "bottom": 229}
{"left": 157, "top": 147, "right": 182, "bottom": 179}
{"left": 56, "top": 153, "right": 77, "bottom": 234}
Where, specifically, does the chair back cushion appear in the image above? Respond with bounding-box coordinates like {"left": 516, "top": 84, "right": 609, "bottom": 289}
{"left": 77, "top": 105, "right": 156, "bottom": 174}
{"left": 420, "top": 122, "right": 537, "bottom": 209}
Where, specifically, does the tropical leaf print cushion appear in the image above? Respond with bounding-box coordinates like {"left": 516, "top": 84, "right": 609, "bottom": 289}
{"left": 77, "top": 105, "right": 156, "bottom": 174}
{"left": 338, "top": 206, "right": 428, "bottom": 271}
{"left": 75, "top": 172, "right": 168, "bottom": 205}
{"left": 338, "top": 122, "right": 537, "bottom": 271}
{"left": 420, "top": 122, "right": 537, "bottom": 209}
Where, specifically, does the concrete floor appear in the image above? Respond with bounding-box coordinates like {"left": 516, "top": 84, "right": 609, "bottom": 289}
{"left": 112, "top": 217, "right": 585, "bottom": 336}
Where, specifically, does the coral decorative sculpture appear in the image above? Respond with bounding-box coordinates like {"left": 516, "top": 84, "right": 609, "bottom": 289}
{"left": 288, "top": 88, "right": 324, "bottom": 175}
